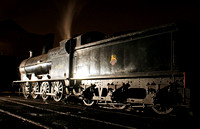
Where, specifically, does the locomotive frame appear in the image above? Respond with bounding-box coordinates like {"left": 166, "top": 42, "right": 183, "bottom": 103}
{"left": 13, "top": 23, "right": 197, "bottom": 114}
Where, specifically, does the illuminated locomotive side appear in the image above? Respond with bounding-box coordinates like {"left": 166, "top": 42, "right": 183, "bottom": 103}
{"left": 14, "top": 23, "right": 196, "bottom": 114}
{"left": 18, "top": 40, "right": 70, "bottom": 101}
{"left": 72, "top": 24, "right": 185, "bottom": 114}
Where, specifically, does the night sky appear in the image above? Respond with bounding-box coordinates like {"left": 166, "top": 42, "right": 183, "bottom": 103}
{"left": 0, "top": 0, "right": 200, "bottom": 90}
{"left": 0, "top": 0, "right": 200, "bottom": 47}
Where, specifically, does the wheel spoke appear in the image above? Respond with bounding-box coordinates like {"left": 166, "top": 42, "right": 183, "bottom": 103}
{"left": 40, "top": 82, "right": 50, "bottom": 101}
{"left": 22, "top": 83, "right": 30, "bottom": 99}
{"left": 31, "top": 82, "right": 39, "bottom": 99}
{"left": 53, "top": 81, "right": 64, "bottom": 102}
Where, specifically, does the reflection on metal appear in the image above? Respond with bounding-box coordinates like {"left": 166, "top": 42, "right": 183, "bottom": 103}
{"left": 13, "top": 24, "right": 195, "bottom": 114}
{"left": 29, "top": 50, "right": 32, "bottom": 58}
{"left": 74, "top": 66, "right": 89, "bottom": 79}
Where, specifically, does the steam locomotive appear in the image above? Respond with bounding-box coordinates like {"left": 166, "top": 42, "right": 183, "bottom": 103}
{"left": 13, "top": 23, "right": 197, "bottom": 114}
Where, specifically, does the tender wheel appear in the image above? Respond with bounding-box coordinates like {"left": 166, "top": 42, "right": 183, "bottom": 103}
{"left": 82, "top": 86, "right": 95, "bottom": 106}
{"left": 40, "top": 82, "right": 50, "bottom": 101}
{"left": 152, "top": 104, "right": 173, "bottom": 114}
{"left": 31, "top": 82, "right": 39, "bottom": 99}
{"left": 83, "top": 98, "right": 95, "bottom": 106}
{"left": 111, "top": 103, "right": 127, "bottom": 110}
{"left": 22, "top": 82, "right": 30, "bottom": 99}
{"left": 52, "top": 81, "right": 64, "bottom": 102}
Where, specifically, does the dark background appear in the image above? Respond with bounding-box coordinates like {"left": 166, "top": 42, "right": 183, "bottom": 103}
{"left": 0, "top": 0, "right": 200, "bottom": 91}
{"left": 1, "top": 0, "right": 200, "bottom": 51}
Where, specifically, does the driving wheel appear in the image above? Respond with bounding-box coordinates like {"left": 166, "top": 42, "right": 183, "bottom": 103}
{"left": 31, "top": 82, "right": 39, "bottom": 99}
{"left": 52, "top": 81, "right": 64, "bottom": 102}
{"left": 40, "top": 82, "right": 50, "bottom": 101}
{"left": 22, "top": 82, "right": 30, "bottom": 99}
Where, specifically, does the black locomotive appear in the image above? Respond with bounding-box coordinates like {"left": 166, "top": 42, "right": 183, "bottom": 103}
{"left": 13, "top": 23, "right": 197, "bottom": 114}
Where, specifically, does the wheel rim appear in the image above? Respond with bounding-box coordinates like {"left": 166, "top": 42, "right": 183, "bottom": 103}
{"left": 31, "top": 82, "right": 39, "bottom": 99}
{"left": 22, "top": 83, "right": 30, "bottom": 99}
{"left": 83, "top": 98, "right": 95, "bottom": 106}
{"left": 111, "top": 103, "right": 127, "bottom": 110}
{"left": 53, "top": 81, "right": 64, "bottom": 102}
{"left": 152, "top": 104, "right": 173, "bottom": 114}
{"left": 40, "top": 82, "right": 50, "bottom": 101}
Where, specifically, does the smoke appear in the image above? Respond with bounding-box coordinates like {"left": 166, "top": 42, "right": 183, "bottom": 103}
{"left": 55, "top": 0, "right": 86, "bottom": 40}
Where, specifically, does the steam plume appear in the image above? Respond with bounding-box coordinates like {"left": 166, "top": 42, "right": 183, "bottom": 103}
{"left": 55, "top": 0, "right": 85, "bottom": 40}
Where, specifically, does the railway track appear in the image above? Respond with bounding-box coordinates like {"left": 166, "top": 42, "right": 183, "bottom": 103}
{"left": 0, "top": 96, "right": 138, "bottom": 129}
{"left": 3, "top": 95, "right": 158, "bottom": 119}
{"left": 0, "top": 95, "right": 196, "bottom": 129}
